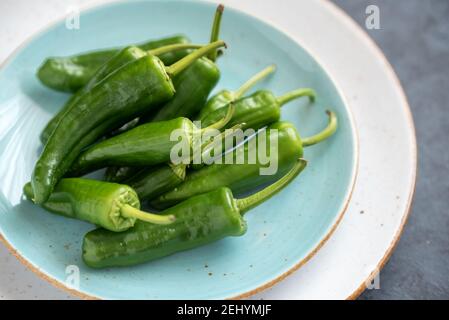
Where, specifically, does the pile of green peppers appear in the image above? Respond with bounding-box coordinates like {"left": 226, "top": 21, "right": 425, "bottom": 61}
{"left": 25, "top": 4, "right": 339, "bottom": 268}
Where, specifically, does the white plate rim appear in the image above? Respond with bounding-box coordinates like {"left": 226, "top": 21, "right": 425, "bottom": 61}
{"left": 319, "top": 0, "right": 417, "bottom": 299}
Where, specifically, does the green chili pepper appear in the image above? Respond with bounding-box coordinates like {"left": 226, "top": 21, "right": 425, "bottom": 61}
{"left": 67, "top": 104, "right": 234, "bottom": 177}
{"left": 37, "top": 35, "right": 192, "bottom": 93}
{"left": 197, "top": 64, "right": 276, "bottom": 119}
{"left": 189, "top": 87, "right": 315, "bottom": 172}
{"left": 40, "top": 43, "right": 203, "bottom": 145}
{"left": 199, "top": 88, "right": 316, "bottom": 131}
{"left": 121, "top": 123, "right": 244, "bottom": 201}
{"left": 82, "top": 158, "right": 307, "bottom": 268}
{"left": 42, "top": 5, "right": 225, "bottom": 145}
{"left": 152, "top": 111, "right": 337, "bottom": 209}
{"left": 142, "top": 5, "right": 225, "bottom": 123}
{"left": 104, "top": 53, "right": 223, "bottom": 182}
{"left": 23, "top": 179, "right": 175, "bottom": 232}
{"left": 101, "top": 6, "right": 226, "bottom": 183}
{"left": 31, "top": 40, "right": 227, "bottom": 204}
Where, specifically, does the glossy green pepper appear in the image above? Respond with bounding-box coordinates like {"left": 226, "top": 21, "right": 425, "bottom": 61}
{"left": 121, "top": 123, "right": 243, "bottom": 201}
{"left": 104, "top": 55, "right": 223, "bottom": 182}
{"left": 23, "top": 179, "right": 175, "bottom": 232}
{"left": 41, "top": 6, "right": 223, "bottom": 144}
{"left": 199, "top": 88, "right": 315, "bottom": 131}
{"left": 37, "top": 35, "right": 191, "bottom": 93}
{"left": 189, "top": 87, "right": 315, "bottom": 172}
{"left": 82, "top": 158, "right": 307, "bottom": 268}
{"left": 31, "top": 41, "right": 227, "bottom": 204}
{"left": 152, "top": 111, "right": 337, "bottom": 209}
{"left": 142, "top": 5, "right": 225, "bottom": 123}
{"left": 197, "top": 64, "right": 276, "bottom": 119}
{"left": 40, "top": 43, "right": 203, "bottom": 144}
{"left": 103, "top": 6, "right": 226, "bottom": 183}
{"left": 67, "top": 104, "right": 234, "bottom": 176}
{"left": 149, "top": 58, "right": 221, "bottom": 122}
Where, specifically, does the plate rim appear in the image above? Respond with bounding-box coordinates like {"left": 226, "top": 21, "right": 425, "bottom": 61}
{"left": 317, "top": 0, "right": 417, "bottom": 300}
{"left": 0, "top": 0, "right": 359, "bottom": 300}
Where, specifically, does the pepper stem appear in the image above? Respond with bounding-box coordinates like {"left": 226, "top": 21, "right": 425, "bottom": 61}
{"left": 302, "top": 110, "right": 338, "bottom": 147}
{"left": 276, "top": 88, "right": 316, "bottom": 106}
{"left": 120, "top": 204, "right": 175, "bottom": 225}
{"left": 234, "top": 65, "right": 276, "bottom": 99}
{"left": 208, "top": 4, "right": 224, "bottom": 61}
{"left": 236, "top": 159, "right": 307, "bottom": 215}
{"left": 148, "top": 43, "right": 202, "bottom": 56}
{"left": 165, "top": 41, "right": 226, "bottom": 77}
{"left": 200, "top": 102, "right": 235, "bottom": 132}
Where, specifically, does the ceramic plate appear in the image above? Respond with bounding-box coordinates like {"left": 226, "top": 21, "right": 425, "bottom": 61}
{"left": 0, "top": 0, "right": 357, "bottom": 299}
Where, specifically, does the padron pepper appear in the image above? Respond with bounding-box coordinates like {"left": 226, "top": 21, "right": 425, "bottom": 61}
{"left": 104, "top": 49, "right": 224, "bottom": 182}
{"left": 122, "top": 123, "right": 244, "bottom": 201}
{"left": 189, "top": 87, "right": 315, "bottom": 171}
{"left": 82, "top": 158, "right": 307, "bottom": 268}
{"left": 152, "top": 111, "right": 337, "bottom": 209}
{"left": 37, "top": 35, "right": 191, "bottom": 93}
{"left": 104, "top": 84, "right": 311, "bottom": 184}
{"left": 141, "top": 4, "right": 225, "bottom": 123}
{"left": 197, "top": 64, "right": 276, "bottom": 119}
{"left": 40, "top": 43, "right": 203, "bottom": 144}
{"left": 23, "top": 179, "right": 175, "bottom": 232}
{"left": 104, "top": 74, "right": 302, "bottom": 184}
{"left": 103, "top": 5, "right": 226, "bottom": 182}
{"left": 31, "top": 40, "right": 227, "bottom": 204}
{"left": 67, "top": 104, "right": 235, "bottom": 176}
{"left": 199, "top": 88, "right": 316, "bottom": 131}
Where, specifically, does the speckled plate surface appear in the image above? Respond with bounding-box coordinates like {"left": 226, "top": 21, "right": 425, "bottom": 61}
{"left": 0, "top": 0, "right": 356, "bottom": 299}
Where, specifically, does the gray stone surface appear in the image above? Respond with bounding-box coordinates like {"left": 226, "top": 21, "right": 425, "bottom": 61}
{"left": 332, "top": 0, "right": 449, "bottom": 300}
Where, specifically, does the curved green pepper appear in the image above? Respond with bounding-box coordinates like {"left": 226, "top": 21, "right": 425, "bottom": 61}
{"left": 197, "top": 64, "right": 276, "bottom": 119}
{"left": 82, "top": 158, "right": 307, "bottom": 268}
{"left": 23, "top": 179, "right": 174, "bottom": 232}
{"left": 37, "top": 35, "right": 191, "bottom": 93}
{"left": 199, "top": 88, "right": 315, "bottom": 131}
{"left": 67, "top": 104, "right": 234, "bottom": 176}
{"left": 152, "top": 111, "right": 337, "bottom": 209}
{"left": 31, "top": 41, "right": 227, "bottom": 204}
{"left": 141, "top": 5, "right": 225, "bottom": 123}
{"left": 100, "top": 60, "right": 219, "bottom": 180}
{"left": 121, "top": 123, "right": 243, "bottom": 201}
{"left": 147, "top": 58, "right": 221, "bottom": 122}
{"left": 102, "top": 5, "right": 226, "bottom": 182}
{"left": 40, "top": 43, "right": 203, "bottom": 144}
{"left": 111, "top": 87, "right": 314, "bottom": 185}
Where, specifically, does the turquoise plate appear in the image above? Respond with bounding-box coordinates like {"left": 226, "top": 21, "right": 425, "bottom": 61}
{"left": 0, "top": 0, "right": 357, "bottom": 299}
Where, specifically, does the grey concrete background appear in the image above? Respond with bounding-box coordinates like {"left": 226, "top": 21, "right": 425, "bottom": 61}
{"left": 331, "top": 0, "right": 449, "bottom": 299}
